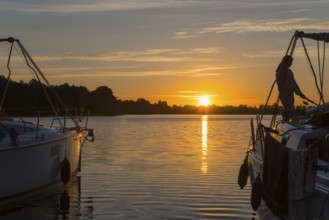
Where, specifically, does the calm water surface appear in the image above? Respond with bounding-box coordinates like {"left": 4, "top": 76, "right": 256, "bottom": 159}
{"left": 0, "top": 115, "right": 270, "bottom": 219}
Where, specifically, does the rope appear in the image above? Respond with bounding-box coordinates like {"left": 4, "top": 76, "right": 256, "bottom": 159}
{"left": 260, "top": 79, "right": 276, "bottom": 122}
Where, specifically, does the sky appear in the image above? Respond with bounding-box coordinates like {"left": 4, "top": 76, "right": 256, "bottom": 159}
{"left": 1, "top": 0, "right": 329, "bottom": 106}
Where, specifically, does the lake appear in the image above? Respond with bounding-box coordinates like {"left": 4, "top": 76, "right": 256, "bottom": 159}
{"left": 0, "top": 115, "right": 268, "bottom": 220}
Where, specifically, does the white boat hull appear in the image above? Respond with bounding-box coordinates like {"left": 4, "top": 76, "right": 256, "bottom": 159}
{"left": 0, "top": 128, "right": 82, "bottom": 202}
{"left": 0, "top": 38, "right": 93, "bottom": 206}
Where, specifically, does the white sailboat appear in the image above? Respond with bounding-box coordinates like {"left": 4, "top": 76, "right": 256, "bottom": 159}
{"left": 0, "top": 37, "right": 94, "bottom": 204}
{"left": 238, "top": 31, "right": 329, "bottom": 219}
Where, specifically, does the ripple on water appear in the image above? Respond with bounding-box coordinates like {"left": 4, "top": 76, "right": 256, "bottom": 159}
{"left": 0, "top": 115, "right": 265, "bottom": 220}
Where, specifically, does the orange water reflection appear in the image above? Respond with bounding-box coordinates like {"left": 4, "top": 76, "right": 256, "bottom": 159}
{"left": 201, "top": 115, "right": 208, "bottom": 174}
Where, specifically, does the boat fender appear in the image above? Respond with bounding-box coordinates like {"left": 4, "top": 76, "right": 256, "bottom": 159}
{"left": 86, "top": 129, "right": 95, "bottom": 142}
{"left": 60, "top": 157, "right": 71, "bottom": 185}
{"left": 250, "top": 174, "right": 262, "bottom": 211}
{"left": 238, "top": 154, "right": 249, "bottom": 189}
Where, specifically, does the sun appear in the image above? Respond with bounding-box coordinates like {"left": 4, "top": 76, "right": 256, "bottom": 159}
{"left": 199, "top": 96, "right": 210, "bottom": 106}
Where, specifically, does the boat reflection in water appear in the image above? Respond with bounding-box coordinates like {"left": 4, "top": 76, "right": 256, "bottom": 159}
{"left": 0, "top": 177, "right": 94, "bottom": 220}
{"left": 201, "top": 115, "right": 208, "bottom": 174}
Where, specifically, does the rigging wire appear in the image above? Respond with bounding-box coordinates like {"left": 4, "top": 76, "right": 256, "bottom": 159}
{"left": 269, "top": 33, "right": 299, "bottom": 127}
{"left": 15, "top": 41, "right": 65, "bottom": 129}
{"left": 12, "top": 44, "right": 38, "bottom": 79}
{"left": 266, "top": 31, "right": 328, "bottom": 127}
{"left": 0, "top": 42, "right": 14, "bottom": 110}
{"left": 321, "top": 41, "right": 326, "bottom": 103}
{"left": 317, "top": 41, "right": 321, "bottom": 89}
{"left": 11, "top": 39, "right": 79, "bottom": 128}
{"left": 317, "top": 41, "right": 326, "bottom": 104}
{"left": 260, "top": 32, "right": 296, "bottom": 124}
{"left": 0, "top": 38, "right": 90, "bottom": 135}
{"left": 17, "top": 42, "right": 79, "bottom": 128}
{"left": 300, "top": 37, "right": 325, "bottom": 104}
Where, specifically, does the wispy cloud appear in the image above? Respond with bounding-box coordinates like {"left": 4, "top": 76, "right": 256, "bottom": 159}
{"left": 242, "top": 45, "right": 327, "bottom": 59}
{"left": 81, "top": 48, "right": 220, "bottom": 62}
{"left": 7, "top": 64, "right": 234, "bottom": 79}
{"left": 0, "top": 0, "right": 276, "bottom": 14}
{"left": 0, "top": 0, "right": 209, "bottom": 13}
{"left": 180, "top": 65, "right": 236, "bottom": 77}
{"left": 173, "top": 18, "right": 329, "bottom": 39}
{"left": 1, "top": 46, "right": 231, "bottom": 79}
{"left": 3, "top": 0, "right": 326, "bottom": 13}
{"left": 242, "top": 50, "right": 285, "bottom": 58}
{"left": 2, "top": 47, "right": 221, "bottom": 63}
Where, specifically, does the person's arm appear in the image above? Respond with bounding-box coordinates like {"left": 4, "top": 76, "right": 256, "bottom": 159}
{"left": 287, "top": 70, "right": 305, "bottom": 98}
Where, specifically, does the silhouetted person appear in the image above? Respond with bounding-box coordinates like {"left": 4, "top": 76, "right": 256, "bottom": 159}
{"left": 276, "top": 55, "right": 306, "bottom": 118}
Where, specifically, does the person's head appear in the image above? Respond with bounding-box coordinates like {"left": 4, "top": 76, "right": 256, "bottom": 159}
{"left": 276, "top": 55, "right": 293, "bottom": 72}
{"left": 281, "top": 55, "right": 293, "bottom": 67}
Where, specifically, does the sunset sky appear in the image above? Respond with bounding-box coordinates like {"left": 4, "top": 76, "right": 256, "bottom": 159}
{"left": 1, "top": 0, "right": 329, "bottom": 106}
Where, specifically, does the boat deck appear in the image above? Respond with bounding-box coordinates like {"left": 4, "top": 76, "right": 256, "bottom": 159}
{"left": 0, "top": 120, "right": 66, "bottom": 150}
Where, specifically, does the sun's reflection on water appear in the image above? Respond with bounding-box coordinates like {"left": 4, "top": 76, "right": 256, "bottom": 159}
{"left": 201, "top": 115, "right": 208, "bottom": 174}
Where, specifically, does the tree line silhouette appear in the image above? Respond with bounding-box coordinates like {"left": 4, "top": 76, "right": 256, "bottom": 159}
{"left": 0, "top": 76, "right": 278, "bottom": 116}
